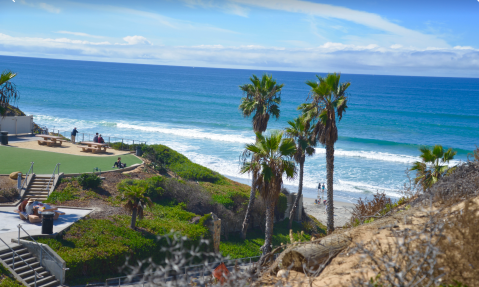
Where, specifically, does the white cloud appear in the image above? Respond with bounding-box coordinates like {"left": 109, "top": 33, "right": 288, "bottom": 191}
{"left": 56, "top": 31, "right": 104, "bottom": 39}
{"left": 20, "top": 0, "right": 61, "bottom": 13}
{"left": 122, "top": 36, "right": 152, "bottom": 46}
{"left": 228, "top": 0, "right": 449, "bottom": 48}
{"left": 1, "top": 33, "right": 478, "bottom": 78}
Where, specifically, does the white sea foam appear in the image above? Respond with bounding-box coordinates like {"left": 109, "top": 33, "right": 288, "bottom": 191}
{"left": 314, "top": 148, "right": 419, "bottom": 164}
{"left": 117, "top": 123, "right": 254, "bottom": 144}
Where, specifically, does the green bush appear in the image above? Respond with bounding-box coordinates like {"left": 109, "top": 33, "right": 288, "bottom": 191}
{"left": 277, "top": 193, "right": 287, "bottom": 215}
{"left": 143, "top": 145, "right": 225, "bottom": 183}
{"left": 77, "top": 173, "right": 101, "bottom": 189}
{"left": 117, "top": 176, "right": 165, "bottom": 201}
{"left": 45, "top": 183, "right": 79, "bottom": 204}
{"left": 220, "top": 219, "right": 312, "bottom": 259}
{"left": 37, "top": 202, "right": 209, "bottom": 283}
{"left": 0, "top": 264, "right": 22, "bottom": 287}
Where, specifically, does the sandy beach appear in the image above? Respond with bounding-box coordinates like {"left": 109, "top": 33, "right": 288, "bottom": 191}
{"left": 303, "top": 197, "right": 355, "bottom": 228}
{"left": 7, "top": 139, "right": 131, "bottom": 157}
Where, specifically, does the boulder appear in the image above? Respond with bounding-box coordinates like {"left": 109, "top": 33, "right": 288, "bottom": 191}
{"left": 9, "top": 171, "right": 21, "bottom": 180}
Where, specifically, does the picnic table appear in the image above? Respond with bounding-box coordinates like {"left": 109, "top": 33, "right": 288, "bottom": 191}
{"left": 77, "top": 141, "right": 110, "bottom": 153}
{"left": 35, "top": 134, "right": 66, "bottom": 147}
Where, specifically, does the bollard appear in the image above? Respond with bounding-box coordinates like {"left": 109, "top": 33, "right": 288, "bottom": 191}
{"left": 17, "top": 173, "right": 22, "bottom": 190}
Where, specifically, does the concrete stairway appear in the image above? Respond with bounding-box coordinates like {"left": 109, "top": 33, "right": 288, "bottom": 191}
{"left": 24, "top": 175, "right": 57, "bottom": 202}
{"left": 0, "top": 245, "right": 60, "bottom": 287}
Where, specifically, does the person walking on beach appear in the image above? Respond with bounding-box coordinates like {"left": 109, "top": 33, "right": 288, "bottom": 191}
{"left": 71, "top": 127, "right": 78, "bottom": 144}
{"left": 322, "top": 183, "right": 325, "bottom": 195}
{"left": 93, "top": 133, "right": 99, "bottom": 143}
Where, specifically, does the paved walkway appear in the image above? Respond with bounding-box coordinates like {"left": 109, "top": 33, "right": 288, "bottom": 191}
{"left": 0, "top": 205, "right": 92, "bottom": 250}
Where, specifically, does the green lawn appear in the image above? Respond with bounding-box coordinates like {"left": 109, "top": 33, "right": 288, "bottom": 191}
{"left": 0, "top": 146, "right": 142, "bottom": 174}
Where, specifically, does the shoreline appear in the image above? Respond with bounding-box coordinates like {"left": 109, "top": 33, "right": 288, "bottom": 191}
{"left": 224, "top": 175, "right": 355, "bottom": 227}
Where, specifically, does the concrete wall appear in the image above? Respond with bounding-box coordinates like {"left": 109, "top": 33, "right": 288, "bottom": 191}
{"left": 0, "top": 116, "right": 33, "bottom": 135}
{"left": 12, "top": 239, "right": 66, "bottom": 285}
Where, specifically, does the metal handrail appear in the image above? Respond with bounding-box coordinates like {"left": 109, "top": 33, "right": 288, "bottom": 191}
{"left": 48, "top": 128, "right": 147, "bottom": 148}
{"left": 105, "top": 255, "right": 263, "bottom": 286}
{"left": 21, "top": 162, "right": 34, "bottom": 190}
{"left": 45, "top": 163, "right": 60, "bottom": 195}
{"left": 18, "top": 224, "right": 66, "bottom": 283}
{"left": 0, "top": 237, "right": 43, "bottom": 287}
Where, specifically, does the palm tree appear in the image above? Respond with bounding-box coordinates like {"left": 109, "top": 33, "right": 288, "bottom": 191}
{"left": 285, "top": 116, "right": 316, "bottom": 230}
{"left": 121, "top": 184, "right": 154, "bottom": 229}
{"left": 241, "top": 131, "right": 296, "bottom": 255}
{"left": 301, "top": 73, "right": 350, "bottom": 233}
{"left": 239, "top": 74, "right": 284, "bottom": 239}
{"left": 0, "top": 70, "right": 20, "bottom": 117}
{"left": 410, "top": 145, "right": 456, "bottom": 191}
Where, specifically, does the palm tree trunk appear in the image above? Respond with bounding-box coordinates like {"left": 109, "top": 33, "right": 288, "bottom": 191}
{"left": 261, "top": 198, "right": 275, "bottom": 255}
{"left": 289, "top": 156, "right": 305, "bottom": 230}
{"left": 326, "top": 144, "right": 335, "bottom": 233}
{"left": 241, "top": 135, "right": 260, "bottom": 239}
{"left": 131, "top": 200, "right": 139, "bottom": 229}
{"left": 241, "top": 172, "right": 256, "bottom": 239}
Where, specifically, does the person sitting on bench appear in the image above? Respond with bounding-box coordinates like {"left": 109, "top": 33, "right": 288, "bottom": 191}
{"left": 98, "top": 134, "right": 105, "bottom": 143}
{"left": 18, "top": 197, "right": 30, "bottom": 218}
{"left": 113, "top": 157, "right": 126, "bottom": 168}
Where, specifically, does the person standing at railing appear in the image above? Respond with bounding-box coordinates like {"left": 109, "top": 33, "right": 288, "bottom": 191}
{"left": 71, "top": 127, "right": 79, "bottom": 144}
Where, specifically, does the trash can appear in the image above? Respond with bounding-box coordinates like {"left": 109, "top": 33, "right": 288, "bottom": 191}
{"left": 0, "top": 131, "right": 8, "bottom": 145}
{"left": 41, "top": 212, "right": 55, "bottom": 234}
{"left": 136, "top": 145, "right": 143, "bottom": 157}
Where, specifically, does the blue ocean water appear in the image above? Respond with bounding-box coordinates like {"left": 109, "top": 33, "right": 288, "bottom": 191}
{"left": 2, "top": 55, "right": 479, "bottom": 203}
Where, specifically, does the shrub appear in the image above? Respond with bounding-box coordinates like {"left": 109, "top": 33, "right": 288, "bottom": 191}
{"left": 349, "top": 192, "right": 392, "bottom": 226}
{"left": 277, "top": 193, "right": 287, "bottom": 215}
{"left": 77, "top": 173, "right": 101, "bottom": 189}
{"left": 45, "top": 183, "right": 79, "bottom": 204}
{"left": 117, "top": 176, "right": 165, "bottom": 201}
{"left": 142, "top": 144, "right": 225, "bottom": 183}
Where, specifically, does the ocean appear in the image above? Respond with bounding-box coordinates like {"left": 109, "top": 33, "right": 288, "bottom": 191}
{"left": 2, "top": 55, "right": 479, "bottom": 203}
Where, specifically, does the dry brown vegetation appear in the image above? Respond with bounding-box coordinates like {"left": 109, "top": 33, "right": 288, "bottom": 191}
{"left": 251, "top": 156, "right": 479, "bottom": 287}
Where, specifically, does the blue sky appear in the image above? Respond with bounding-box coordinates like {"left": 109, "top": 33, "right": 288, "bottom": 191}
{"left": 1, "top": 0, "right": 479, "bottom": 77}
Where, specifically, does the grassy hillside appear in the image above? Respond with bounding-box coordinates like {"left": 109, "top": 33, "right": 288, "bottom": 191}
{"left": 36, "top": 144, "right": 324, "bottom": 284}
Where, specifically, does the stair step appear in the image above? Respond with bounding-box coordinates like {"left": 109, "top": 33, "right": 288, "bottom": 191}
{"left": 9, "top": 257, "right": 37, "bottom": 268}
{"left": 13, "top": 262, "right": 40, "bottom": 274}
{"left": 28, "top": 275, "right": 56, "bottom": 287}
{"left": 23, "top": 270, "right": 50, "bottom": 282}
{"left": 4, "top": 253, "right": 32, "bottom": 264}
{"left": 28, "top": 187, "right": 50, "bottom": 191}
{"left": 0, "top": 246, "right": 24, "bottom": 257}
{"left": 35, "top": 279, "right": 60, "bottom": 287}
{"left": 17, "top": 266, "right": 46, "bottom": 278}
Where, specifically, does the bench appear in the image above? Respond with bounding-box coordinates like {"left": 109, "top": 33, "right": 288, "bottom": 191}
{"left": 77, "top": 146, "right": 93, "bottom": 152}
{"left": 38, "top": 139, "right": 66, "bottom": 147}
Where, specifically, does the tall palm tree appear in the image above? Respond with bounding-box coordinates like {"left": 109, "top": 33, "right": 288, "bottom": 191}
{"left": 239, "top": 74, "right": 284, "bottom": 239}
{"left": 301, "top": 73, "right": 350, "bottom": 233}
{"left": 0, "top": 70, "right": 19, "bottom": 117}
{"left": 285, "top": 116, "right": 316, "bottom": 230}
{"left": 411, "top": 145, "right": 456, "bottom": 192}
{"left": 121, "top": 184, "right": 154, "bottom": 229}
{"left": 241, "top": 131, "right": 296, "bottom": 255}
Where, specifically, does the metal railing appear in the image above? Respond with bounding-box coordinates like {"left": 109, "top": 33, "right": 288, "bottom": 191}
{"left": 21, "top": 162, "right": 34, "bottom": 191}
{"left": 45, "top": 163, "right": 60, "bottom": 195}
{"left": 105, "top": 255, "right": 265, "bottom": 286}
{"left": 46, "top": 128, "right": 147, "bottom": 151}
{"left": 17, "top": 224, "right": 68, "bottom": 284}
{"left": 0, "top": 237, "right": 43, "bottom": 287}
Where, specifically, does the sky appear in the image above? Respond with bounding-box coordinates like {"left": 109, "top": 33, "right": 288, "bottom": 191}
{"left": 1, "top": 0, "right": 479, "bottom": 77}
